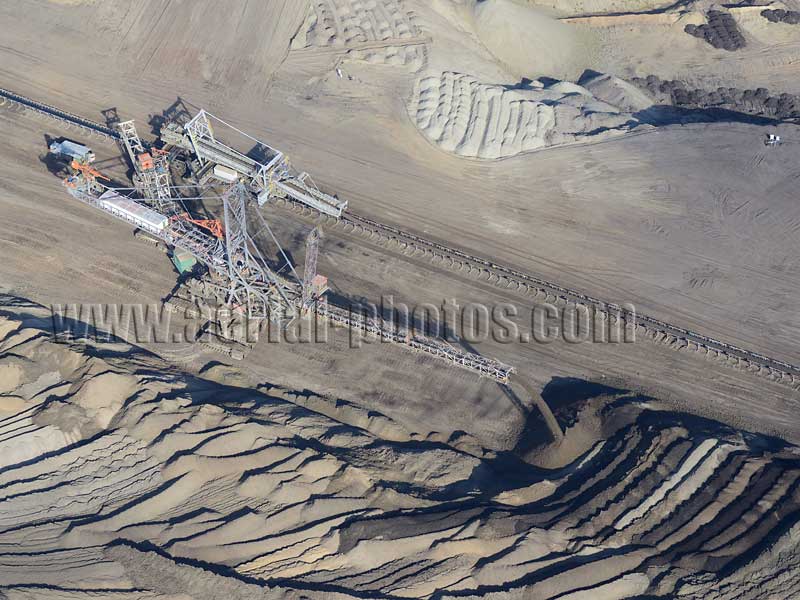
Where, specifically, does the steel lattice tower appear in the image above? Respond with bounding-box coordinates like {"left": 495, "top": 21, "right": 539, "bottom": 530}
{"left": 301, "top": 226, "right": 322, "bottom": 311}
{"left": 116, "top": 120, "right": 174, "bottom": 213}
{"left": 221, "top": 183, "right": 298, "bottom": 320}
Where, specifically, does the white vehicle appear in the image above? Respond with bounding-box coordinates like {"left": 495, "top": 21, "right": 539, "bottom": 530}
{"left": 49, "top": 139, "right": 96, "bottom": 163}
{"left": 765, "top": 133, "right": 782, "bottom": 147}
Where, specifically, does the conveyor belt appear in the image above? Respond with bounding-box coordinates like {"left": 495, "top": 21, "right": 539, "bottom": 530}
{"left": 194, "top": 137, "right": 259, "bottom": 177}
{"left": 274, "top": 178, "right": 347, "bottom": 218}
{"left": 8, "top": 85, "right": 797, "bottom": 386}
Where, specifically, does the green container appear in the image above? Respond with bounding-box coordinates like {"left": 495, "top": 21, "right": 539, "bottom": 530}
{"left": 171, "top": 248, "right": 197, "bottom": 274}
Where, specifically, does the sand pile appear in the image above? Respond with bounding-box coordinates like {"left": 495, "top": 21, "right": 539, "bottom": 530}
{"left": 580, "top": 71, "right": 655, "bottom": 112}
{"left": 410, "top": 71, "right": 639, "bottom": 158}
{"left": 3, "top": 300, "right": 800, "bottom": 598}
{"left": 292, "top": 0, "right": 426, "bottom": 68}
{"left": 468, "top": 0, "right": 591, "bottom": 81}
{"left": 294, "top": 0, "right": 420, "bottom": 48}
{"left": 392, "top": 1, "right": 645, "bottom": 158}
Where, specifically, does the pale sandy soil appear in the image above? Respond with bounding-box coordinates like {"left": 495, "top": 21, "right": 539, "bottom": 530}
{"left": 2, "top": 0, "right": 800, "bottom": 597}
{"left": 1, "top": 303, "right": 800, "bottom": 598}
{"left": 2, "top": 0, "right": 798, "bottom": 366}
{"left": 1, "top": 106, "right": 798, "bottom": 452}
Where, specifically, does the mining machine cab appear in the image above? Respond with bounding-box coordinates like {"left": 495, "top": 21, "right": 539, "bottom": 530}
{"left": 49, "top": 139, "right": 96, "bottom": 164}
{"left": 765, "top": 133, "right": 782, "bottom": 147}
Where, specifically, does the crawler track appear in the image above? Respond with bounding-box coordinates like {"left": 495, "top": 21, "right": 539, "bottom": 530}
{"left": 4, "top": 86, "right": 798, "bottom": 388}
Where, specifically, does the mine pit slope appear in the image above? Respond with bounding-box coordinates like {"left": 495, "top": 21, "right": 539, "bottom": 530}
{"left": 3, "top": 1, "right": 800, "bottom": 597}
{"left": 1, "top": 299, "right": 800, "bottom": 599}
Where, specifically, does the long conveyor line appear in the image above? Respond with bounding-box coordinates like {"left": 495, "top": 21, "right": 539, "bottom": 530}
{"left": 3, "top": 85, "right": 798, "bottom": 386}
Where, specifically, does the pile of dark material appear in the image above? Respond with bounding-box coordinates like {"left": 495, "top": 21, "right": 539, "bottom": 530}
{"left": 631, "top": 75, "right": 800, "bottom": 120}
{"left": 762, "top": 9, "right": 800, "bottom": 24}
{"left": 685, "top": 10, "right": 746, "bottom": 50}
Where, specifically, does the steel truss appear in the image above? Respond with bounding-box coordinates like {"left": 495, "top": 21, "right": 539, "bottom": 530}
{"left": 302, "top": 226, "right": 322, "bottom": 310}
{"left": 320, "top": 304, "right": 513, "bottom": 382}
{"left": 220, "top": 183, "right": 299, "bottom": 319}
{"left": 61, "top": 107, "right": 514, "bottom": 380}
{"left": 116, "top": 120, "right": 174, "bottom": 213}
{"left": 185, "top": 110, "right": 286, "bottom": 193}
{"left": 65, "top": 177, "right": 512, "bottom": 380}
{"left": 180, "top": 109, "right": 347, "bottom": 218}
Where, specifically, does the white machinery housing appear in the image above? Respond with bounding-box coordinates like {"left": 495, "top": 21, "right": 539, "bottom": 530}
{"left": 99, "top": 190, "right": 169, "bottom": 234}
{"left": 49, "top": 139, "right": 95, "bottom": 163}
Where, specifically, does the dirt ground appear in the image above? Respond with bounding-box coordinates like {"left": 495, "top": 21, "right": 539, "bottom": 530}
{"left": 3, "top": 1, "right": 799, "bottom": 354}
{"left": 0, "top": 0, "right": 799, "bottom": 449}
{"left": 0, "top": 101, "right": 798, "bottom": 451}
{"left": 4, "top": 1, "right": 800, "bottom": 598}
